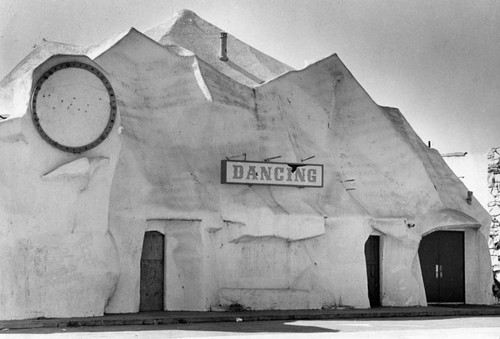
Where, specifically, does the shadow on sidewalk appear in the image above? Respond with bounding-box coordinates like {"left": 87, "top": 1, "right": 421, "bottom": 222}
{"left": 2, "top": 320, "right": 340, "bottom": 335}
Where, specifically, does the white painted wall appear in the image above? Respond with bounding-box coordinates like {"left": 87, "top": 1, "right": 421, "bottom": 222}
{"left": 0, "top": 55, "right": 121, "bottom": 320}
{"left": 98, "top": 29, "right": 493, "bottom": 313}
{"left": 0, "top": 14, "right": 495, "bottom": 320}
{"left": 443, "top": 153, "right": 489, "bottom": 209}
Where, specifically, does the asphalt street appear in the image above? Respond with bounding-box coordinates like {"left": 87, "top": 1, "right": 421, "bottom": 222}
{"left": 2, "top": 316, "right": 500, "bottom": 338}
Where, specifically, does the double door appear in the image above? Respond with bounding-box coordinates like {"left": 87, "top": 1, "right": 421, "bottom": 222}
{"left": 418, "top": 231, "right": 464, "bottom": 303}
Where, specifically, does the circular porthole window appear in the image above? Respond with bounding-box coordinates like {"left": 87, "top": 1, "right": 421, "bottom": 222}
{"left": 30, "top": 61, "right": 117, "bottom": 153}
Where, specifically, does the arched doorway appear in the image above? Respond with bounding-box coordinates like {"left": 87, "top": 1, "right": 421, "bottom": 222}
{"left": 419, "top": 231, "right": 464, "bottom": 303}
{"left": 139, "top": 231, "right": 165, "bottom": 311}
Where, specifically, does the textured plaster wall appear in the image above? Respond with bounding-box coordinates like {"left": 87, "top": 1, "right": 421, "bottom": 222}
{"left": 213, "top": 218, "right": 372, "bottom": 310}
{"left": 444, "top": 153, "right": 500, "bottom": 274}
{"left": 97, "top": 31, "right": 237, "bottom": 312}
{"left": 443, "top": 153, "right": 489, "bottom": 208}
{"left": 145, "top": 219, "right": 205, "bottom": 310}
{"left": 0, "top": 55, "right": 121, "bottom": 320}
{"left": 99, "top": 29, "right": 492, "bottom": 312}
{"left": 97, "top": 30, "right": 380, "bottom": 312}
{"left": 0, "top": 12, "right": 495, "bottom": 319}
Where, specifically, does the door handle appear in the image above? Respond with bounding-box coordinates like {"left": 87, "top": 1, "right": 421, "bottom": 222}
{"left": 435, "top": 264, "right": 443, "bottom": 279}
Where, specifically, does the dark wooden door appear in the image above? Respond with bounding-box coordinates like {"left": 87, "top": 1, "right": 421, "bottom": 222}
{"left": 140, "top": 231, "right": 165, "bottom": 311}
{"left": 364, "top": 236, "right": 380, "bottom": 307}
{"left": 419, "top": 231, "right": 464, "bottom": 303}
{"left": 419, "top": 232, "right": 440, "bottom": 302}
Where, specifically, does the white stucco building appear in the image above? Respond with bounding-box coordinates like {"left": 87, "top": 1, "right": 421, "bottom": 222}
{"left": 0, "top": 10, "right": 495, "bottom": 320}
{"left": 443, "top": 149, "right": 500, "bottom": 294}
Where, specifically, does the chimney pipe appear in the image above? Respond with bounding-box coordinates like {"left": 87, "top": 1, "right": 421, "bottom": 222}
{"left": 219, "top": 32, "right": 228, "bottom": 61}
{"left": 466, "top": 191, "right": 473, "bottom": 204}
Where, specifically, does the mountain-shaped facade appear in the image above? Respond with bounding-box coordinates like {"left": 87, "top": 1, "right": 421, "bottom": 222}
{"left": 0, "top": 10, "right": 494, "bottom": 320}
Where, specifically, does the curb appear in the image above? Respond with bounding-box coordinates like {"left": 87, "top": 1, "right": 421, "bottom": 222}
{"left": 2, "top": 307, "right": 500, "bottom": 330}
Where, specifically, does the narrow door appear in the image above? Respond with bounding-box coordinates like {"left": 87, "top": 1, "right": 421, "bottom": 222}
{"left": 419, "top": 231, "right": 464, "bottom": 303}
{"left": 438, "top": 232, "right": 465, "bottom": 302}
{"left": 140, "top": 231, "right": 165, "bottom": 311}
{"left": 419, "top": 232, "right": 440, "bottom": 302}
{"left": 364, "top": 235, "right": 380, "bottom": 307}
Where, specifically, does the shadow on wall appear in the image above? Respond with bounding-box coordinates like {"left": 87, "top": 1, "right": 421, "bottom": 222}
{"left": 225, "top": 60, "right": 264, "bottom": 84}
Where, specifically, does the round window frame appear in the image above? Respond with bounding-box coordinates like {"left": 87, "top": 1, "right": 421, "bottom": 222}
{"left": 30, "top": 61, "right": 117, "bottom": 154}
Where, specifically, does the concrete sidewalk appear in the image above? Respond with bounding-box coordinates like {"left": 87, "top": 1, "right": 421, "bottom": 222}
{"left": 1, "top": 305, "right": 500, "bottom": 330}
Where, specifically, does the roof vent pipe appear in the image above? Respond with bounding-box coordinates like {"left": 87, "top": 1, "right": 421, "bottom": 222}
{"left": 219, "top": 32, "right": 228, "bottom": 61}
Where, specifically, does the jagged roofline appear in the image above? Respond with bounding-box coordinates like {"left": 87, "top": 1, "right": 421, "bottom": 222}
{"left": 98, "top": 27, "right": 369, "bottom": 112}
{"left": 253, "top": 51, "right": 478, "bottom": 218}
{"left": 0, "top": 15, "right": 487, "bottom": 226}
{"left": 0, "top": 28, "right": 200, "bottom": 119}
{"left": 256, "top": 53, "right": 378, "bottom": 104}
{"left": 377, "top": 104, "right": 477, "bottom": 215}
{"left": 94, "top": 27, "right": 196, "bottom": 60}
{"left": 113, "top": 26, "right": 386, "bottom": 100}
{"left": 253, "top": 53, "right": 424, "bottom": 154}
{"left": 0, "top": 25, "right": 194, "bottom": 90}
{"left": 143, "top": 9, "right": 184, "bottom": 41}
{"left": 1, "top": 12, "right": 352, "bottom": 95}
{"left": 145, "top": 9, "right": 294, "bottom": 71}
{"left": 93, "top": 27, "right": 250, "bottom": 104}
{"left": 1, "top": 28, "right": 193, "bottom": 120}
{"left": 0, "top": 9, "right": 384, "bottom": 95}
{"left": 93, "top": 27, "right": 255, "bottom": 101}
{"left": 0, "top": 41, "right": 82, "bottom": 87}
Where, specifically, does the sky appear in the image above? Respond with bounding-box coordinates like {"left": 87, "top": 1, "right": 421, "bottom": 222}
{"left": 1, "top": 0, "right": 499, "bottom": 154}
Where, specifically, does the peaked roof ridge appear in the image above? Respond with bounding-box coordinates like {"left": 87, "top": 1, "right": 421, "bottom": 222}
{"left": 256, "top": 53, "right": 340, "bottom": 87}
{"left": 145, "top": 9, "right": 293, "bottom": 87}
{"left": 143, "top": 9, "right": 190, "bottom": 42}
{"left": 95, "top": 27, "right": 196, "bottom": 66}
{"left": 84, "top": 29, "right": 131, "bottom": 59}
{"left": 146, "top": 9, "right": 222, "bottom": 44}
{"left": 263, "top": 54, "right": 377, "bottom": 100}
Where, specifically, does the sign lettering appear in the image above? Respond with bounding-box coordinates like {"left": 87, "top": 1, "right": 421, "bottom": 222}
{"left": 221, "top": 160, "right": 323, "bottom": 187}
